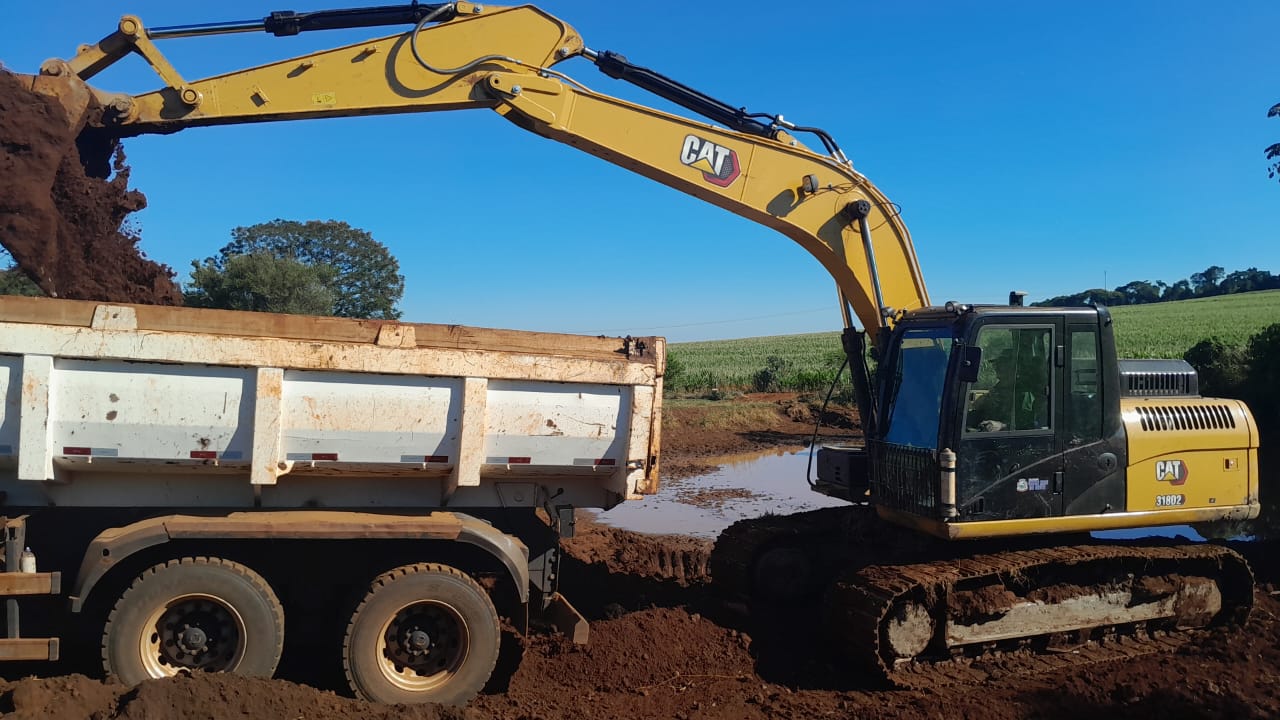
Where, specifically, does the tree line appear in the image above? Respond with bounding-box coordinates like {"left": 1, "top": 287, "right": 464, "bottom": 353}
{"left": 1032, "top": 265, "right": 1280, "bottom": 308}
{"left": 1037, "top": 100, "right": 1278, "bottom": 308}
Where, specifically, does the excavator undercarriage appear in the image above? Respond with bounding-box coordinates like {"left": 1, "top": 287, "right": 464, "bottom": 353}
{"left": 711, "top": 506, "right": 1253, "bottom": 687}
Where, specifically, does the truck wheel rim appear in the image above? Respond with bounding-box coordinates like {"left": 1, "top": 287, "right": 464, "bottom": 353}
{"left": 140, "top": 593, "right": 247, "bottom": 677}
{"left": 377, "top": 600, "right": 469, "bottom": 692}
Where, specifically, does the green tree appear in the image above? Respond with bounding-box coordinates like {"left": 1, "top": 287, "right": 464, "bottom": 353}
{"left": 0, "top": 251, "right": 43, "bottom": 297}
{"left": 1244, "top": 324, "right": 1280, "bottom": 536}
{"left": 1189, "top": 265, "right": 1225, "bottom": 296}
{"left": 1219, "top": 267, "right": 1279, "bottom": 295}
{"left": 186, "top": 253, "right": 335, "bottom": 315}
{"left": 1161, "top": 279, "right": 1193, "bottom": 302}
{"left": 752, "top": 355, "right": 793, "bottom": 392}
{"left": 0, "top": 266, "right": 43, "bottom": 297}
{"left": 1118, "top": 280, "right": 1161, "bottom": 305}
{"left": 1183, "top": 337, "right": 1248, "bottom": 397}
{"left": 1267, "top": 102, "right": 1280, "bottom": 183}
{"left": 1245, "top": 324, "right": 1280, "bottom": 443}
{"left": 192, "top": 220, "right": 404, "bottom": 319}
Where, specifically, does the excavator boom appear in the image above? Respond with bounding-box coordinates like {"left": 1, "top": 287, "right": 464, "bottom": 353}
{"left": 21, "top": 1, "right": 929, "bottom": 342}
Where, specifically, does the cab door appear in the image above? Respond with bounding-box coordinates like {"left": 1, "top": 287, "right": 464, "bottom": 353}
{"left": 1060, "top": 322, "right": 1120, "bottom": 513}
{"left": 956, "top": 320, "right": 1064, "bottom": 519}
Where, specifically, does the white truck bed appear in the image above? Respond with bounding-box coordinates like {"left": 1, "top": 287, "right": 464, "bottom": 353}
{"left": 0, "top": 297, "right": 663, "bottom": 511}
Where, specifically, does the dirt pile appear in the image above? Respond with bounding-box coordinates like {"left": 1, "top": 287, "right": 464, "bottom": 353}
{"left": 474, "top": 607, "right": 759, "bottom": 720}
{"left": 0, "top": 70, "right": 181, "bottom": 304}
{"left": 559, "top": 519, "right": 714, "bottom": 619}
{"left": 0, "top": 672, "right": 479, "bottom": 720}
{"left": 564, "top": 521, "right": 712, "bottom": 586}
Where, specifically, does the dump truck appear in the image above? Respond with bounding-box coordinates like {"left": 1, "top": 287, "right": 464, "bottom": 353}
{"left": 0, "top": 295, "right": 662, "bottom": 705}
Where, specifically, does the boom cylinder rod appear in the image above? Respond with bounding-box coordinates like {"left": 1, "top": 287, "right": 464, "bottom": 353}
{"left": 149, "top": 2, "right": 455, "bottom": 39}
{"left": 837, "top": 287, "right": 854, "bottom": 330}
{"left": 148, "top": 20, "right": 269, "bottom": 39}
{"left": 842, "top": 328, "right": 878, "bottom": 438}
{"left": 586, "top": 49, "right": 777, "bottom": 140}
{"left": 846, "top": 200, "right": 890, "bottom": 322}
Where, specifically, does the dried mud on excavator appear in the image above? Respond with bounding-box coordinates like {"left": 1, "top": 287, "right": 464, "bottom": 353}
{"left": 710, "top": 503, "right": 1254, "bottom": 689}
{"left": 0, "top": 70, "right": 180, "bottom": 304}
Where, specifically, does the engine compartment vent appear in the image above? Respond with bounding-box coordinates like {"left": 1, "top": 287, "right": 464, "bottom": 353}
{"left": 1118, "top": 359, "right": 1199, "bottom": 398}
{"left": 1133, "top": 404, "right": 1236, "bottom": 432}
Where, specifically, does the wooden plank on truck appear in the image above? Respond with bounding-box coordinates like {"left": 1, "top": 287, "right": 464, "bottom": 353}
{"left": 0, "top": 571, "right": 60, "bottom": 596}
{"left": 0, "top": 296, "right": 660, "bottom": 364}
{"left": 0, "top": 638, "right": 59, "bottom": 661}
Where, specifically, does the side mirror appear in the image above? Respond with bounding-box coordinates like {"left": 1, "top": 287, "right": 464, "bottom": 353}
{"left": 958, "top": 346, "right": 982, "bottom": 383}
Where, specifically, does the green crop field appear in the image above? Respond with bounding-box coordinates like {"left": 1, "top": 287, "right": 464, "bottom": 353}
{"left": 1109, "top": 290, "right": 1280, "bottom": 357}
{"left": 665, "top": 332, "right": 846, "bottom": 394}
{"left": 666, "top": 289, "right": 1280, "bottom": 395}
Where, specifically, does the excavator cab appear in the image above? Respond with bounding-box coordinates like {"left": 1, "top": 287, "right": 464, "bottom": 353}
{"left": 816, "top": 303, "right": 1260, "bottom": 540}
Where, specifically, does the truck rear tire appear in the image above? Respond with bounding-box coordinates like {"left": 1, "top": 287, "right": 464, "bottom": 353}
{"left": 343, "top": 563, "right": 500, "bottom": 706}
{"left": 102, "top": 557, "right": 285, "bottom": 684}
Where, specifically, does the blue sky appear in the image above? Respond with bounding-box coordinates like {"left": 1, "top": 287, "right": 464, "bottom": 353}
{"left": 5, "top": 1, "right": 1276, "bottom": 341}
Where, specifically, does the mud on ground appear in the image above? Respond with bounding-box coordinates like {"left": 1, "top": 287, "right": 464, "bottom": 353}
{"left": 4, "top": 397, "right": 1280, "bottom": 720}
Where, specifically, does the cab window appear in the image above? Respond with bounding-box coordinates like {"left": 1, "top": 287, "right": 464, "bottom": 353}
{"left": 881, "top": 327, "right": 953, "bottom": 449}
{"left": 965, "top": 326, "right": 1052, "bottom": 433}
{"left": 1067, "top": 326, "right": 1102, "bottom": 442}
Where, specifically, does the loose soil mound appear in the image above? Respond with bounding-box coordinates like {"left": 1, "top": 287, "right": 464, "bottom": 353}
{"left": 558, "top": 518, "right": 714, "bottom": 619}
{"left": 0, "top": 70, "right": 181, "bottom": 304}
{"left": 473, "top": 607, "right": 759, "bottom": 720}
{"left": 0, "top": 673, "right": 478, "bottom": 720}
{"left": 564, "top": 520, "right": 712, "bottom": 586}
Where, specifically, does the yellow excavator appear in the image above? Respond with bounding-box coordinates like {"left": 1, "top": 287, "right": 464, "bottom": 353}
{"left": 16, "top": 1, "right": 1260, "bottom": 690}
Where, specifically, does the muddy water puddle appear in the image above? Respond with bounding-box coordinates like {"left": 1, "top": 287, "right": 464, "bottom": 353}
{"left": 593, "top": 446, "right": 1218, "bottom": 542}
{"left": 590, "top": 447, "right": 847, "bottom": 538}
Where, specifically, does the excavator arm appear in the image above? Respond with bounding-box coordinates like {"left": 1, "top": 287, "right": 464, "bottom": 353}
{"left": 23, "top": 1, "right": 929, "bottom": 341}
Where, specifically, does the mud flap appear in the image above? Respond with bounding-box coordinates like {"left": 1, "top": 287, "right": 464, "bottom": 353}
{"left": 544, "top": 592, "right": 589, "bottom": 644}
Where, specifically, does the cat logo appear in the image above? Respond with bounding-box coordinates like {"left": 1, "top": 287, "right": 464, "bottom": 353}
{"left": 680, "top": 135, "right": 741, "bottom": 187}
{"left": 1155, "top": 459, "right": 1189, "bottom": 486}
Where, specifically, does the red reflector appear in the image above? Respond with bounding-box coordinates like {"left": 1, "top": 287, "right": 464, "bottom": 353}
{"left": 595, "top": 458, "right": 617, "bottom": 466}
{"left": 190, "top": 450, "right": 217, "bottom": 459}
{"left": 313, "top": 453, "right": 339, "bottom": 461}
{"left": 63, "top": 447, "right": 91, "bottom": 456}
{"left": 426, "top": 455, "right": 449, "bottom": 463}
{"left": 507, "top": 456, "right": 532, "bottom": 464}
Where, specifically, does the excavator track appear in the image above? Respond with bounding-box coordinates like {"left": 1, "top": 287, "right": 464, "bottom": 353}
{"left": 712, "top": 507, "right": 1254, "bottom": 688}
{"left": 710, "top": 504, "right": 935, "bottom": 608}
{"left": 826, "top": 542, "right": 1254, "bottom": 689}
{"left": 709, "top": 506, "right": 858, "bottom": 607}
